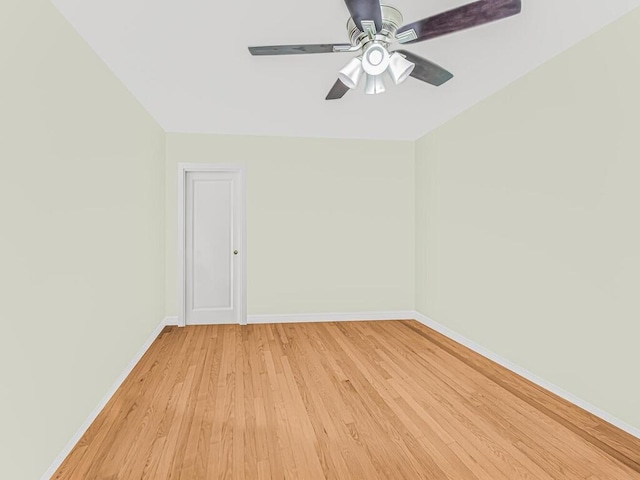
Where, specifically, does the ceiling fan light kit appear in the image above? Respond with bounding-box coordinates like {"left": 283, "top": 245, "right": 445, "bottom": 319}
{"left": 249, "top": 0, "right": 522, "bottom": 100}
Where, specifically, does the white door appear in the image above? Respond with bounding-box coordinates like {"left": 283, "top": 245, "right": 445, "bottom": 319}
{"left": 183, "top": 169, "right": 244, "bottom": 325}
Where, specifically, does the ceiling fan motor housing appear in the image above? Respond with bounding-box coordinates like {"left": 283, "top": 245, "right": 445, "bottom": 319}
{"left": 347, "top": 5, "right": 404, "bottom": 47}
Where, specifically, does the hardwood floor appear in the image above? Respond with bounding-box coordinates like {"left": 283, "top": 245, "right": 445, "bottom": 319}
{"left": 53, "top": 321, "right": 640, "bottom": 479}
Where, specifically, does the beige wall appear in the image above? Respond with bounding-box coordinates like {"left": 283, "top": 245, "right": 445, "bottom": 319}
{"left": 415, "top": 9, "right": 640, "bottom": 429}
{"left": 165, "top": 133, "right": 415, "bottom": 317}
{"left": 0, "top": 1, "right": 166, "bottom": 478}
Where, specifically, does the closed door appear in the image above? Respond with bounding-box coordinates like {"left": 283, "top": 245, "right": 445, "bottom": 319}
{"left": 184, "top": 170, "right": 243, "bottom": 325}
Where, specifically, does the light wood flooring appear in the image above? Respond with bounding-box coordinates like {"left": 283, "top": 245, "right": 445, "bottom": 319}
{"left": 53, "top": 320, "right": 640, "bottom": 479}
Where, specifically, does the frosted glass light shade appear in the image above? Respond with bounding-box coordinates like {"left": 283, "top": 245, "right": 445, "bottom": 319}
{"left": 388, "top": 53, "right": 415, "bottom": 85}
{"left": 338, "top": 57, "right": 364, "bottom": 89}
{"left": 364, "top": 74, "right": 386, "bottom": 95}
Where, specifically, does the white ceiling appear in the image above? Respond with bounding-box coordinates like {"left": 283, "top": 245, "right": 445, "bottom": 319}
{"left": 51, "top": 0, "right": 640, "bottom": 141}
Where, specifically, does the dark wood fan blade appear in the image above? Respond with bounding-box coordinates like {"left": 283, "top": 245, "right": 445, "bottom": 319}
{"left": 344, "top": 0, "right": 383, "bottom": 33}
{"left": 396, "top": 50, "right": 454, "bottom": 86}
{"left": 397, "top": 0, "right": 521, "bottom": 44}
{"left": 248, "top": 44, "right": 351, "bottom": 55}
{"left": 326, "top": 79, "right": 350, "bottom": 100}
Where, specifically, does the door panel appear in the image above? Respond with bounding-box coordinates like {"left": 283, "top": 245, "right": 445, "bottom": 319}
{"left": 185, "top": 171, "right": 240, "bottom": 324}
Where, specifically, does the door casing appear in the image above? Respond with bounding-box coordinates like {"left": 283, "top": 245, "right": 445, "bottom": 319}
{"left": 177, "top": 163, "right": 247, "bottom": 327}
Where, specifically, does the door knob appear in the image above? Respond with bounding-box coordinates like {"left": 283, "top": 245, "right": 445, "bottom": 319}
{"left": 233, "top": 250, "right": 238, "bottom": 255}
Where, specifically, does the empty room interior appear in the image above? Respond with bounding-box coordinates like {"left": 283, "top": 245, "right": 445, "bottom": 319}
{"left": 3, "top": 0, "right": 640, "bottom": 479}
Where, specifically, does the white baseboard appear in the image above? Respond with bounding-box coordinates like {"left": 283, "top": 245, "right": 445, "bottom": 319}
{"left": 412, "top": 311, "right": 640, "bottom": 440}
{"left": 247, "top": 310, "right": 415, "bottom": 324}
{"left": 41, "top": 316, "right": 175, "bottom": 480}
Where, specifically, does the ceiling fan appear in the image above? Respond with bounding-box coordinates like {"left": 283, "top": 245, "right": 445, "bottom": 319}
{"left": 248, "top": 0, "right": 522, "bottom": 99}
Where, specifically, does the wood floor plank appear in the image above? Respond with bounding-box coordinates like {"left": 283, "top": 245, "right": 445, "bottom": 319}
{"left": 282, "top": 324, "right": 374, "bottom": 480}
{"left": 402, "top": 320, "right": 640, "bottom": 472}
{"left": 379, "top": 321, "right": 638, "bottom": 480}
{"left": 52, "top": 321, "right": 640, "bottom": 479}
{"left": 372, "top": 322, "right": 585, "bottom": 477}
{"left": 56, "top": 325, "right": 186, "bottom": 480}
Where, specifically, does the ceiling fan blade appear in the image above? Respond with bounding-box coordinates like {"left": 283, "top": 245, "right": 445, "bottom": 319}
{"left": 396, "top": 50, "right": 454, "bottom": 86}
{"left": 396, "top": 0, "right": 521, "bottom": 44}
{"left": 326, "top": 79, "right": 350, "bottom": 100}
{"left": 344, "top": 0, "right": 383, "bottom": 33}
{"left": 248, "top": 44, "right": 351, "bottom": 55}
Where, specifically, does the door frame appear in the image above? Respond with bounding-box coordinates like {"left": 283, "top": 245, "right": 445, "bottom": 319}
{"left": 177, "top": 163, "right": 247, "bottom": 327}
